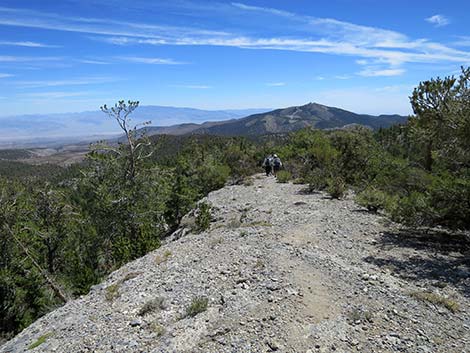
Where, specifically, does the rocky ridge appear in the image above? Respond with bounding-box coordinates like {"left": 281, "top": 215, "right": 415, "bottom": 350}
{"left": 1, "top": 175, "right": 468, "bottom": 352}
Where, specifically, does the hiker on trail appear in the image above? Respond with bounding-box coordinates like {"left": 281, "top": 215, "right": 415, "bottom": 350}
{"left": 272, "top": 154, "right": 282, "bottom": 177}
{"left": 262, "top": 154, "right": 273, "bottom": 176}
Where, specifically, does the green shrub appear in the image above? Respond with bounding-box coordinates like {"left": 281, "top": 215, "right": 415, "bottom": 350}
{"left": 390, "top": 173, "right": 470, "bottom": 229}
{"left": 242, "top": 177, "right": 254, "bottom": 186}
{"left": 105, "top": 283, "right": 120, "bottom": 301}
{"left": 305, "top": 168, "right": 328, "bottom": 192}
{"left": 327, "top": 177, "right": 347, "bottom": 199}
{"left": 391, "top": 191, "right": 432, "bottom": 227}
{"left": 138, "top": 297, "right": 165, "bottom": 316}
{"left": 411, "top": 291, "right": 459, "bottom": 313}
{"left": 149, "top": 323, "right": 165, "bottom": 336}
{"left": 184, "top": 296, "right": 208, "bottom": 318}
{"left": 276, "top": 170, "right": 291, "bottom": 183}
{"left": 356, "top": 187, "right": 390, "bottom": 212}
{"left": 28, "top": 332, "right": 53, "bottom": 350}
{"left": 427, "top": 174, "right": 470, "bottom": 229}
{"left": 195, "top": 202, "right": 211, "bottom": 233}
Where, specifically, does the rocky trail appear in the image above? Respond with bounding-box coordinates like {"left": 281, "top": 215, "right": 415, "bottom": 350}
{"left": 2, "top": 175, "right": 469, "bottom": 353}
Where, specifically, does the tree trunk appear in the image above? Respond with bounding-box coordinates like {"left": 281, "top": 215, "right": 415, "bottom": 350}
{"left": 424, "top": 140, "right": 433, "bottom": 171}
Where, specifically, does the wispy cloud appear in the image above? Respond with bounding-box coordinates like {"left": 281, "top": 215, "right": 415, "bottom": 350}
{"left": 0, "top": 55, "right": 62, "bottom": 62}
{"left": 20, "top": 91, "right": 92, "bottom": 99}
{"left": 15, "top": 77, "right": 117, "bottom": 88}
{"left": 231, "top": 2, "right": 293, "bottom": 17}
{"left": 0, "top": 40, "right": 59, "bottom": 47}
{"left": 76, "top": 59, "right": 110, "bottom": 65}
{"left": 334, "top": 75, "right": 353, "bottom": 80}
{"left": 118, "top": 56, "right": 186, "bottom": 65}
{"left": 170, "top": 84, "right": 212, "bottom": 89}
{"left": 453, "top": 36, "right": 470, "bottom": 47}
{"left": 0, "top": 6, "right": 228, "bottom": 41}
{"left": 0, "top": 73, "right": 13, "bottom": 78}
{"left": 374, "top": 84, "right": 415, "bottom": 93}
{"left": 425, "top": 14, "right": 450, "bottom": 27}
{"left": 358, "top": 67, "right": 405, "bottom": 77}
{"left": 0, "top": 4, "right": 468, "bottom": 74}
{"left": 266, "top": 82, "right": 286, "bottom": 87}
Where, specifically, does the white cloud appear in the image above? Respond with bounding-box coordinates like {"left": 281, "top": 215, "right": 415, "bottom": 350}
{"left": 0, "top": 5, "right": 468, "bottom": 73}
{"left": 453, "top": 36, "right": 470, "bottom": 47}
{"left": 231, "top": 2, "right": 294, "bottom": 18}
{"left": 0, "top": 40, "right": 58, "bottom": 47}
{"left": 0, "top": 73, "right": 13, "bottom": 78}
{"left": 15, "top": 77, "right": 116, "bottom": 88}
{"left": 266, "top": 82, "right": 286, "bottom": 87}
{"left": 314, "top": 76, "right": 325, "bottom": 80}
{"left": 118, "top": 56, "right": 186, "bottom": 65}
{"left": 76, "top": 59, "right": 110, "bottom": 65}
{"left": 374, "top": 84, "right": 415, "bottom": 92}
{"left": 334, "top": 75, "right": 352, "bottom": 80}
{"left": 425, "top": 14, "right": 450, "bottom": 27}
{"left": 20, "top": 91, "right": 92, "bottom": 99}
{"left": 0, "top": 55, "right": 62, "bottom": 62}
{"left": 358, "top": 67, "right": 405, "bottom": 77}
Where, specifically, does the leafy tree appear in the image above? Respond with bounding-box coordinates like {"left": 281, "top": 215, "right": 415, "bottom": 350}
{"left": 410, "top": 67, "right": 470, "bottom": 171}
{"left": 78, "top": 100, "right": 168, "bottom": 268}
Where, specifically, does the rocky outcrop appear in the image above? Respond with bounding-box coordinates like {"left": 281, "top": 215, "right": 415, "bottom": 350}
{"left": 2, "top": 176, "right": 468, "bottom": 352}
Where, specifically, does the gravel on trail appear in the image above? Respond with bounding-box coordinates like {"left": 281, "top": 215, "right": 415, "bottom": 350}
{"left": 2, "top": 175, "right": 468, "bottom": 353}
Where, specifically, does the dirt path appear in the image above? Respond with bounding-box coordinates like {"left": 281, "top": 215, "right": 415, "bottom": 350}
{"left": 2, "top": 175, "right": 468, "bottom": 352}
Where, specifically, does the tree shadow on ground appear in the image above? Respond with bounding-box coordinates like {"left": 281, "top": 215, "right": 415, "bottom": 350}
{"left": 351, "top": 208, "right": 372, "bottom": 214}
{"left": 364, "top": 229, "right": 470, "bottom": 297}
{"left": 296, "top": 187, "right": 321, "bottom": 195}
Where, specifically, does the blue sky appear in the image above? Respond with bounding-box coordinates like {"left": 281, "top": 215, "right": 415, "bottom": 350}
{"left": 0, "top": 0, "right": 469, "bottom": 117}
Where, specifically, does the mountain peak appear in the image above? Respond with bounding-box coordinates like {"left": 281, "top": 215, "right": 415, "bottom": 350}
{"left": 186, "top": 102, "right": 407, "bottom": 136}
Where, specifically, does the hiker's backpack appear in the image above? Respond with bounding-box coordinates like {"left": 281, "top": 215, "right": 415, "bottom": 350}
{"left": 273, "top": 157, "right": 281, "bottom": 167}
{"left": 265, "top": 157, "right": 273, "bottom": 167}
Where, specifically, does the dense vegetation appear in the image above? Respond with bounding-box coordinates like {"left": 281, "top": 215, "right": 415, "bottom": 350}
{"left": 0, "top": 149, "right": 33, "bottom": 160}
{"left": 0, "top": 101, "right": 263, "bottom": 340}
{"left": 277, "top": 68, "right": 470, "bottom": 230}
{"left": 1, "top": 69, "right": 469, "bottom": 340}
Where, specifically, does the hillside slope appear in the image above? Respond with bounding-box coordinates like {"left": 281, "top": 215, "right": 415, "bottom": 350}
{"left": 190, "top": 103, "right": 408, "bottom": 136}
{"left": 2, "top": 176, "right": 468, "bottom": 352}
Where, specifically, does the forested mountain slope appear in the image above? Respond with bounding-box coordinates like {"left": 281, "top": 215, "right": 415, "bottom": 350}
{"left": 190, "top": 102, "right": 407, "bottom": 136}
{"left": 138, "top": 102, "right": 407, "bottom": 138}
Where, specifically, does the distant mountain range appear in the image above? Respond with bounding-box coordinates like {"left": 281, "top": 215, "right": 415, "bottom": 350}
{"left": 0, "top": 102, "right": 408, "bottom": 148}
{"left": 0, "top": 106, "right": 269, "bottom": 143}
{"left": 139, "top": 102, "right": 408, "bottom": 137}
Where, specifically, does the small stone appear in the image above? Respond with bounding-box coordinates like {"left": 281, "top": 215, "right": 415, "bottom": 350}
{"left": 350, "top": 339, "right": 359, "bottom": 346}
{"left": 266, "top": 340, "right": 280, "bottom": 351}
{"left": 130, "top": 319, "right": 142, "bottom": 327}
